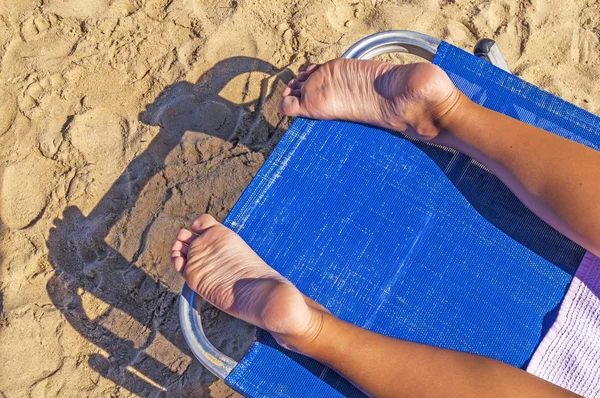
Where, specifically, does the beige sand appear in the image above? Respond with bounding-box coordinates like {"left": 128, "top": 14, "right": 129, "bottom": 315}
{"left": 1, "top": 0, "right": 599, "bottom": 396}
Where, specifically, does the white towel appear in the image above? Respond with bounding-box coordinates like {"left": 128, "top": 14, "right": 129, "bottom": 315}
{"left": 527, "top": 252, "right": 600, "bottom": 397}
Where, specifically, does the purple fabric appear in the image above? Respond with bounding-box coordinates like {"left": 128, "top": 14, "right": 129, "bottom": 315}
{"left": 527, "top": 252, "right": 600, "bottom": 397}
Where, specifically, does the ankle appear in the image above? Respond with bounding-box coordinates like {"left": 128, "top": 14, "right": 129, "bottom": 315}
{"left": 384, "top": 63, "right": 466, "bottom": 141}
{"left": 405, "top": 88, "right": 465, "bottom": 142}
{"left": 271, "top": 305, "right": 327, "bottom": 354}
{"left": 433, "top": 89, "right": 468, "bottom": 132}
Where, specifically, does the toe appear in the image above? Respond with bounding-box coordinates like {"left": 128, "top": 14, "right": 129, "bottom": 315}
{"left": 305, "top": 63, "right": 319, "bottom": 73}
{"left": 171, "top": 249, "right": 183, "bottom": 259}
{"left": 282, "top": 86, "right": 301, "bottom": 97}
{"left": 172, "top": 255, "right": 185, "bottom": 273}
{"left": 171, "top": 240, "right": 189, "bottom": 256}
{"left": 297, "top": 64, "right": 319, "bottom": 82}
{"left": 278, "top": 95, "right": 301, "bottom": 116}
{"left": 176, "top": 228, "right": 196, "bottom": 244}
{"left": 288, "top": 79, "right": 303, "bottom": 89}
{"left": 189, "top": 214, "right": 219, "bottom": 234}
{"left": 171, "top": 249, "right": 186, "bottom": 272}
{"left": 171, "top": 240, "right": 184, "bottom": 251}
{"left": 296, "top": 71, "right": 310, "bottom": 81}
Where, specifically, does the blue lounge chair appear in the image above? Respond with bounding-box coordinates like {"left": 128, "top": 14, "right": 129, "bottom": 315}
{"left": 179, "top": 31, "right": 600, "bottom": 397}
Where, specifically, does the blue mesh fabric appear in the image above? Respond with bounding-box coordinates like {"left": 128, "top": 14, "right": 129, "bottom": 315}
{"left": 222, "top": 42, "right": 599, "bottom": 397}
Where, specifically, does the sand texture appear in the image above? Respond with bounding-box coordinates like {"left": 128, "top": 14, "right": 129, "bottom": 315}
{"left": 1, "top": 0, "right": 600, "bottom": 396}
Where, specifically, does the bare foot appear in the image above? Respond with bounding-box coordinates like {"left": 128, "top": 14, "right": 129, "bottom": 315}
{"left": 278, "top": 59, "right": 461, "bottom": 141}
{"left": 171, "top": 214, "right": 326, "bottom": 347}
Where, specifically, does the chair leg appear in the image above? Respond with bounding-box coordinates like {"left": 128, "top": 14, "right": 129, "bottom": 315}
{"left": 474, "top": 39, "right": 510, "bottom": 72}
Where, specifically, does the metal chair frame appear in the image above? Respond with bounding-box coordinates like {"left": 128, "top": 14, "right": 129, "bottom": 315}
{"left": 178, "top": 30, "right": 509, "bottom": 379}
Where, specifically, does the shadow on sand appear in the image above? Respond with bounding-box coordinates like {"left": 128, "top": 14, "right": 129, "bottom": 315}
{"left": 46, "top": 56, "right": 294, "bottom": 396}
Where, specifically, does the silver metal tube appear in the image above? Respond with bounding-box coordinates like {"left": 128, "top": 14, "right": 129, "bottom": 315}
{"left": 474, "top": 38, "right": 510, "bottom": 72}
{"left": 179, "top": 284, "right": 237, "bottom": 379}
{"left": 485, "top": 42, "right": 510, "bottom": 72}
{"left": 341, "top": 30, "right": 441, "bottom": 60}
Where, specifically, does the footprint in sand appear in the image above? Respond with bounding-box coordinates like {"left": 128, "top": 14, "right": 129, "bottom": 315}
{"left": 20, "top": 14, "right": 53, "bottom": 41}
{"left": 68, "top": 109, "right": 125, "bottom": 165}
{"left": 485, "top": 1, "right": 509, "bottom": 34}
{"left": 570, "top": 26, "right": 599, "bottom": 64}
{"left": 22, "top": 73, "right": 66, "bottom": 110}
{"left": 64, "top": 108, "right": 128, "bottom": 211}
{"left": 1, "top": 152, "right": 58, "bottom": 230}
{"left": 0, "top": 309, "right": 63, "bottom": 390}
{"left": 0, "top": 87, "right": 17, "bottom": 136}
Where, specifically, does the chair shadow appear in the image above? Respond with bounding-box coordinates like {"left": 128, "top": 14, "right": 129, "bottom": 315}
{"left": 46, "top": 56, "right": 294, "bottom": 396}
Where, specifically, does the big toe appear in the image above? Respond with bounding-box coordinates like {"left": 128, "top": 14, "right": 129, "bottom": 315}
{"left": 189, "top": 214, "right": 219, "bottom": 234}
{"left": 279, "top": 95, "right": 301, "bottom": 116}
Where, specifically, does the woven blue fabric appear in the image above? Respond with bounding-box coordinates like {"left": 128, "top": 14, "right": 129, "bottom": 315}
{"left": 222, "top": 42, "right": 599, "bottom": 397}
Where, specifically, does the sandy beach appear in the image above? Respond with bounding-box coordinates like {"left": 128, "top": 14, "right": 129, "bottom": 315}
{"left": 1, "top": 0, "right": 600, "bottom": 396}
